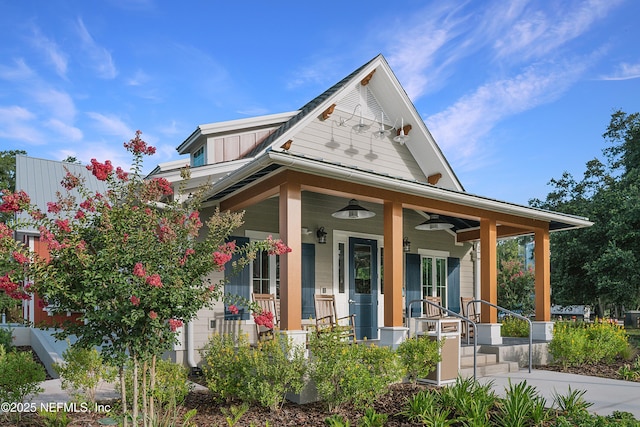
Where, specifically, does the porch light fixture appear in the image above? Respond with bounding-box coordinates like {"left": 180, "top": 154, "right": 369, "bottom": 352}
{"left": 403, "top": 237, "right": 411, "bottom": 252}
{"left": 415, "top": 214, "right": 454, "bottom": 231}
{"left": 331, "top": 199, "right": 376, "bottom": 220}
{"left": 393, "top": 117, "right": 411, "bottom": 145}
{"left": 373, "top": 111, "right": 391, "bottom": 139}
{"left": 316, "top": 227, "right": 327, "bottom": 244}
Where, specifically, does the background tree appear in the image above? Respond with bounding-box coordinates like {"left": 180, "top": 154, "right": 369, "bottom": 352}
{"left": 497, "top": 237, "right": 535, "bottom": 315}
{"left": 530, "top": 110, "right": 640, "bottom": 317}
{"left": 0, "top": 150, "right": 27, "bottom": 223}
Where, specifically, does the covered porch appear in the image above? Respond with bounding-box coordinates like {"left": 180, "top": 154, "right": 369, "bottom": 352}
{"left": 209, "top": 151, "right": 592, "bottom": 347}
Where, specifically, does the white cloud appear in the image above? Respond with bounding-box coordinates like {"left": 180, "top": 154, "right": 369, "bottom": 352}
{"left": 0, "top": 106, "right": 45, "bottom": 144}
{"left": 29, "top": 25, "right": 68, "bottom": 79}
{"left": 599, "top": 62, "right": 640, "bottom": 81}
{"left": 86, "top": 112, "right": 134, "bottom": 139}
{"left": 0, "top": 58, "right": 36, "bottom": 81}
{"left": 31, "top": 88, "right": 76, "bottom": 122}
{"left": 45, "top": 119, "right": 83, "bottom": 141}
{"left": 426, "top": 61, "right": 586, "bottom": 168}
{"left": 126, "top": 69, "right": 150, "bottom": 86}
{"left": 76, "top": 18, "right": 117, "bottom": 79}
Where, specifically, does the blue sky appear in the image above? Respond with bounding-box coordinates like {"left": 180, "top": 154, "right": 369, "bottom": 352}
{"left": 1, "top": 0, "right": 639, "bottom": 206}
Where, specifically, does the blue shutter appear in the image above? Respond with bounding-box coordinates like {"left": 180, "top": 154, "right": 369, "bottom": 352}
{"left": 447, "top": 257, "right": 461, "bottom": 314}
{"left": 301, "top": 243, "right": 316, "bottom": 319}
{"left": 405, "top": 253, "right": 421, "bottom": 318}
{"left": 224, "top": 236, "right": 250, "bottom": 320}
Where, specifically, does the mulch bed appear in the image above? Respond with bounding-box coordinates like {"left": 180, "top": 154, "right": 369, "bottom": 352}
{"left": 8, "top": 346, "right": 638, "bottom": 426}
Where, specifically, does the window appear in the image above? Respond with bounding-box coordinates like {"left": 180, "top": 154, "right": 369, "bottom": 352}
{"left": 421, "top": 255, "right": 447, "bottom": 309}
{"left": 192, "top": 146, "right": 205, "bottom": 167}
{"left": 338, "top": 243, "right": 345, "bottom": 293}
{"left": 252, "top": 249, "right": 280, "bottom": 298}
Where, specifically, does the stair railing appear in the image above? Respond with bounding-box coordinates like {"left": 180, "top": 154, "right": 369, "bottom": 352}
{"left": 467, "top": 299, "right": 533, "bottom": 373}
{"left": 406, "top": 298, "right": 478, "bottom": 380}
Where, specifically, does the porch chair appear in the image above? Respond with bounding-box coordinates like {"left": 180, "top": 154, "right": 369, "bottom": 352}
{"left": 460, "top": 297, "right": 480, "bottom": 339}
{"left": 313, "top": 294, "right": 356, "bottom": 342}
{"left": 252, "top": 293, "right": 279, "bottom": 342}
{"left": 421, "top": 296, "right": 458, "bottom": 333}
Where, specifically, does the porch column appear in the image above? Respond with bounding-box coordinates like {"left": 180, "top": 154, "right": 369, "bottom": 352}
{"left": 383, "top": 200, "right": 403, "bottom": 327}
{"left": 279, "top": 182, "right": 302, "bottom": 331}
{"left": 480, "top": 218, "right": 498, "bottom": 323}
{"left": 534, "top": 226, "right": 551, "bottom": 321}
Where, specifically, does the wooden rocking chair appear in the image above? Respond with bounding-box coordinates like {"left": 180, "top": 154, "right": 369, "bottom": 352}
{"left": 460, "top": 297, "right": 480, "bottom": 339}
{"left": 313, "top": 294, "right": 357, "bottom": 342}
{"left": 252, "top": 293, "right": 279, "bottom": 342}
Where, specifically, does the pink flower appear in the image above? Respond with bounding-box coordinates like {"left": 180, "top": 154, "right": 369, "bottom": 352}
{"left": 149, "top": 310, "right": 158, "bottom": 320}
{"left": 146, "top": 273, "right": 162, "bottom": 288}
{"left": 130, "top": 295, "right": 140, "bottom": 306}
{"left": 213, "top": 251, "right": 232, "bottom": 270}
{"left": 168, "top": 318, "right": 183, "bottom": 331}
{"left": 80, "top": 198, "right": 95, "bottom": 212}
{"left": 55, "top": 219, "right": 72, "bottom": 233}
{"left": 47, "top": 202, "right": 62, "bottom": 213}
{"left": 266, "top": 236, "right": 292, "bottom": 255}
{"left": 228, "top": 305, "right": 239, "bottom": 315}
{"left": 74, "top": 210, "right": 85, "bottom": 220}
{"left": 86, "top": 159, "right": 114, "bottom": 181}
{"left": 29, "top": 210, "right": 45, "bottom": 220}
{"left": 116, "top": 167, "right": 129, "bottom": 181}
{"left": 0, "top": 190, "right": 30, "bottom": 213}
{"left": 61, "top": 171, "right": 80, "bottom": 190}
{"left": 0, "top": 223, "right": 12, "bottom": 239}
{"left": 124, "top": 130, "right": 156, "bottom": 155}
{"left": 133, "top": 263, "right": 146, "bottom": 278}
{"left": 12, "top": 251, "right": 29, "bottom": 265}
{"left": 253, "top": 311, "right": 274, "bottom": 329}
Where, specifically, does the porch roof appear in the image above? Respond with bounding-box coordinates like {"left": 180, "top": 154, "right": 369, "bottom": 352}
{"left": 204, "top": 150, "right": 592, "bottom": 236}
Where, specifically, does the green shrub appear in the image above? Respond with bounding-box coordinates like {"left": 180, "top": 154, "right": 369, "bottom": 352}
{"left": 500, "top": 316, "right": 530, "bottom": 337}
{"left": 202, "top": 332, "right": 307, "bottom": 411}
{"left": 396, "top": 336, "right": 441, "bottom": 383}
{"left": 0, "top": 326, "right": 13, "bottom": 352}
{"left": 53, "top": 344, "right": 117, "bottom": 404}
{"left": 549, "top": 321, "right": 628, "bottom": 370}
{"left": 124, "top": 357, "right": 193, "bottom": 408}
{"left": 0, "top": 350, "right": 46, "bottom": 422}
{"left": 438, "top": 376, "right": 497, "bottom": 422}
{"left": 308, "top": 330, "right": 403, "bottom": 411}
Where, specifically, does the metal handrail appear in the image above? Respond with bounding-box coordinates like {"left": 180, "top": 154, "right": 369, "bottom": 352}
{"left": 407, "top": 298, "right": 477, "bottom": 380}
{"left": 467, "top": 299, "right": 533, "bottom": 373}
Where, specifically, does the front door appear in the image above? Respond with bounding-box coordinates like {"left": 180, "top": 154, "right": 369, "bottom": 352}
{"left": 349, "top": 237, "right": 378, "bottom": 340}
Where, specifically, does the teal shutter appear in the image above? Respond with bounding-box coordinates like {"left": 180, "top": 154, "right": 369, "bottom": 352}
{"left": 405, "top": 253, "right": 421, "bottom": 317}
{"left": 447, "top": 257, "right": 461, "bottom": 314}
{"left": 301, "top": 243, "right": 316, "bottom": 319}
{"left": 224, "top": 236, "right": 250, "bottom": 320}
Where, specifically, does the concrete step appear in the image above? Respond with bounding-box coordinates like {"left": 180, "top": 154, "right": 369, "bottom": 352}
{"left": 460, "top": 353, "right": 496, "bottom": 367}
{"left": 459, "top": 360, "right": 519, "bottom": 378}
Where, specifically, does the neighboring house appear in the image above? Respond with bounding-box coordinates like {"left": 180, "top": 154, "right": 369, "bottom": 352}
{"left": 150, "top": 54, "right": 592, "bottom": 366}
{"left": 14, "top": 155, "right": 108, "bottom": 326}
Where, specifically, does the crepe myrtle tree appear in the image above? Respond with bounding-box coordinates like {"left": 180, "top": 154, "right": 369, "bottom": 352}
{"left": 0, "top": 131, "right": 288, "bottom": 426}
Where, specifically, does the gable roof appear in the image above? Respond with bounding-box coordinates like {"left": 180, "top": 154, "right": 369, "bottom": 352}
{"left": 15, "top": 155, "right": 108, "bottom": 233}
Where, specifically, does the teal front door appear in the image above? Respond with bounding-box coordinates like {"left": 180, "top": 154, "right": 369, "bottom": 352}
{"left": 349, "top": 237, "right": 378, "bottom": 340}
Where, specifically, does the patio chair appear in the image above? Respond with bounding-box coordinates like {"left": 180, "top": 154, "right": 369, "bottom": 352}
{"left": 421, "top": 296, "right": 458, "bottom": 333}
{"left": 313, "top": 294, "right": 356, "bottom": 342}
{"left": 460, "top": 296, "right": 480, "bottom": 339}
{"left": 252, "top": 293, "right": 279, "bottom": 342}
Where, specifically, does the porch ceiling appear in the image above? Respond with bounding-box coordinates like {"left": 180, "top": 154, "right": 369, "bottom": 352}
{"left": 205, "top": 151, "right": 592, "bottom": 239}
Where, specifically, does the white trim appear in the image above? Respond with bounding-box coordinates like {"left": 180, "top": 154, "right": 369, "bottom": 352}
{"left": 418, "top": 248, "right": 450, "bottom": 258}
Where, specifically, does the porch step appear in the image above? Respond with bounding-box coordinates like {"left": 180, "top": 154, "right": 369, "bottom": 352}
{"left": 458, "top": 345, "right": 521, "bottom": 378}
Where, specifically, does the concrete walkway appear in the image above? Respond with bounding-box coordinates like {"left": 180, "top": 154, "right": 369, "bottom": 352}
{"left": 480, "top": 369, "right": 640, "bottom": 418}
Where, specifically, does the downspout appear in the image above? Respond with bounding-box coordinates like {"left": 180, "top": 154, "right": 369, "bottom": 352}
{"left": 186, "top": 321, "right": 200, "bottom": 374}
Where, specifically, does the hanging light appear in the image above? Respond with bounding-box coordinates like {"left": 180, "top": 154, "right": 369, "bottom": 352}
{"left": 403, "top": 237, "right": 411, "bottom": 252}
{"left": 373, "top": 111, "right": 391, "bottom": 138}
{"left": 332, "top": 199, "right": 376, "bottom": 219}
{"left": 393, "top": 117, "right": 411, "bottom": 145}
{"left": 316, "top": 227, "right": 327, "bottom": 244}
{"left": 415, "top": 214, "right": 454, "bottom": 231}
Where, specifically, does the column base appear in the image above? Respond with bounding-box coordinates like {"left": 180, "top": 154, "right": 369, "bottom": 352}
{"left": 378, "top": 326, "right": 409, "bottom": 349}
{"left": 476, "top": 323, "right": 503, "bottom": 345}
{"left": 531, "top": 321, "right": 554, "bottom": 342}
